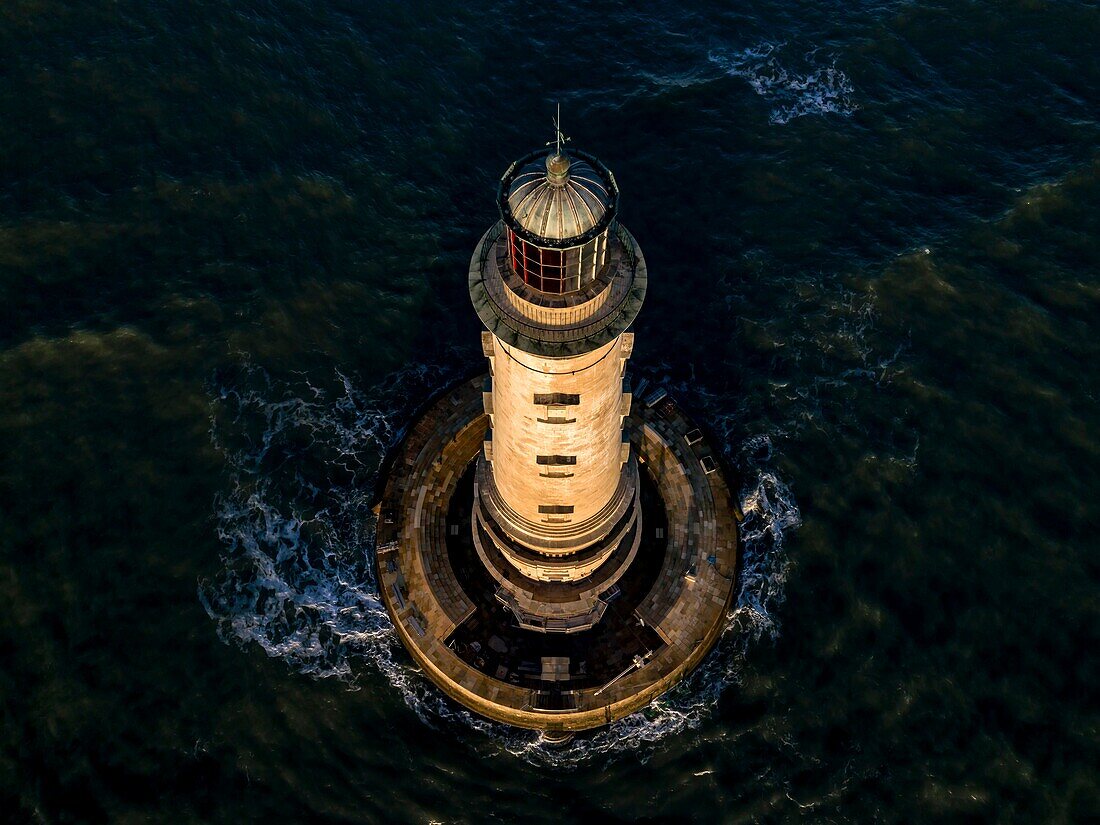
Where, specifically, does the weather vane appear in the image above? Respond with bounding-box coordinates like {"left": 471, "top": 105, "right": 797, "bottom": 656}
{"left": 547, "top": 102, "right": 570, "bottom": 156}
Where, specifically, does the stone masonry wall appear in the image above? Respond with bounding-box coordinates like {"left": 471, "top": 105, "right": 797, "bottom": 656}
{"left": 488, "top": 334, "right": 628, "bottom": 540}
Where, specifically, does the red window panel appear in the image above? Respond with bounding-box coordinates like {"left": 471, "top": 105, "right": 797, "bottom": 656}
{"left": 543, "top": 247, "right": 564, "bottom": 293}
{"left": 506, "top": 236, "right": 579, "bottom": 294}
{"left": 523, "top": 239, "right": 543, "bottom": 282}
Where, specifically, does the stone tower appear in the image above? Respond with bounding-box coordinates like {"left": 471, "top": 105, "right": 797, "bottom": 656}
{"left": 376, "top": 119, "right": 739, "bottom": 729}
{"left": 468, "top": 135, "right": 647, "bottom": 623}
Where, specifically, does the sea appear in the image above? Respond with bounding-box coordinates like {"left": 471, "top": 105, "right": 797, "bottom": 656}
{"left": 1, "top": 0, "right": 1097, "bottom": 822}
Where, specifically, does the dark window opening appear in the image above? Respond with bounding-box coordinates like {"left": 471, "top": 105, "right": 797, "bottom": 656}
{"left": 534, "top": 393, "right": 580, "bottom": 406}
{"left": 536, "top": 455, "right": 577, "bottom": 466}
{"left": 538, "top": 504, "right": 575, "bottom": 514}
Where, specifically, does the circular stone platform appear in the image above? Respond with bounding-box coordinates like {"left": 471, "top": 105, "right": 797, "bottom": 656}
{"left": 374, "top": 375, "right": 741, "bottom": 732}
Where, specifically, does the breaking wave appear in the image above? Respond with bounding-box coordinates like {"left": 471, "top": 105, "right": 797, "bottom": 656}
{"left": 709, "top": 42, "right": 858, "bottom": 124}
{"left": 199, "top": 359, "right": 453, "bottom": 689}
{"left": 200, "top": 362, "right": 799, "bottom": 766}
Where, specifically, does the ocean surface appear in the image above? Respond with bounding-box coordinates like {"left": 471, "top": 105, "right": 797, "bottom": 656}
{"left": 1, "top": 0, "right": 1097, "bottom": 822}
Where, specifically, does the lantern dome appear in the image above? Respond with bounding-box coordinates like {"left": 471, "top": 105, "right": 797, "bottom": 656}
{"left": 503, "top": 151, "right": 615, "bottom": 242}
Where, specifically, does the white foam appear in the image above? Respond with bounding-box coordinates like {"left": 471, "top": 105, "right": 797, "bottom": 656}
{"left": 708, "top": 42, "right": 857, "bottom": 125}
{"left": 200, "top": 360, "right": 453, "bottom": 692}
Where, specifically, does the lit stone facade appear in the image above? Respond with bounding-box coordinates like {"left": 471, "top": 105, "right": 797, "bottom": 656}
{"left": 469, "top": 146, "right": 648, "bottom": 573}
{"left": 483, "top": 336, "right": 630, "bottom": 550}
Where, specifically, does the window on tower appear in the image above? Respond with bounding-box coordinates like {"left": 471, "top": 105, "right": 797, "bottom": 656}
{"left": 534, "top": 392, "right": 579, "bottom": 424}
{"left": 533, "top": 393, "right": 580, "bottom": 405}
{"left": 537, "top": 454, "right": 575, "bottom": 478}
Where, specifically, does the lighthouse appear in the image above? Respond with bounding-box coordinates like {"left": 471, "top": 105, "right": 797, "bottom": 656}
{"left": 376, "top": 116, "right": 739, "bottom": 731}
{"left": 467, "top": 119, "right": 648, "bottom": 618}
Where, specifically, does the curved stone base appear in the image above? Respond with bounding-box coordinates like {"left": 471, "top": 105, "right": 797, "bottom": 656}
{"left": 374, "top": 374, "right": 741, "bottom": 732}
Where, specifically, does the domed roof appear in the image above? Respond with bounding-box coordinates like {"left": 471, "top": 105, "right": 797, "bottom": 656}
{"left": 504, "top": 152, "right": 613, "bottom": 242}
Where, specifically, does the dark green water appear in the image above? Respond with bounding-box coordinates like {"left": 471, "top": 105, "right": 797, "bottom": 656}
{"left": 2, "top": 0, "right": 1098, "bottom": 822}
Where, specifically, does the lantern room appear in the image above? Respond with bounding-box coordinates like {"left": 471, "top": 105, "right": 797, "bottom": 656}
{"left": 498, "top": 148, "right": 619, "bottom": 295}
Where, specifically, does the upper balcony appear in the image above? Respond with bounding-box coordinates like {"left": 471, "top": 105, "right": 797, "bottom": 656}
{"left": 468, "top": 220, "right": 648, "bottom": 359}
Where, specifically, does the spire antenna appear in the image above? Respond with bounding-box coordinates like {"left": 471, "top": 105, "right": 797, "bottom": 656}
{"left": 544, "top": 103, "right": 572, "bottom": 185}
{"left": 547, "top": 102, "right": 570, "bottom": 157}
{"left": 556, "top": 102, "right": 561, "bottom": 155}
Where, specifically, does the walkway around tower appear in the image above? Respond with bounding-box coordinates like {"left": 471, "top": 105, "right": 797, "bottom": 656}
{"left": 374, "top": 375, "right": 741, "bottom": 732}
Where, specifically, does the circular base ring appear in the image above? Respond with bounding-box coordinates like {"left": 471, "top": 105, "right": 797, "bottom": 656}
{"left": 374, "top": 375, "right": 740, "bottom": 732}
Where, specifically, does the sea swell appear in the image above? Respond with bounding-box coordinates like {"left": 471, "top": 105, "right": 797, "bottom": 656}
{"left": 200, "top": 362, "right": 799, "bottom": 766}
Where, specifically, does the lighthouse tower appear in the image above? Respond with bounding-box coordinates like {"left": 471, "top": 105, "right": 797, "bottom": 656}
{"left": 468, "top": 122, "right": 648, "bottom": 625}
{"left": 375, "top": 115, "right": 738, "bottom": 730}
